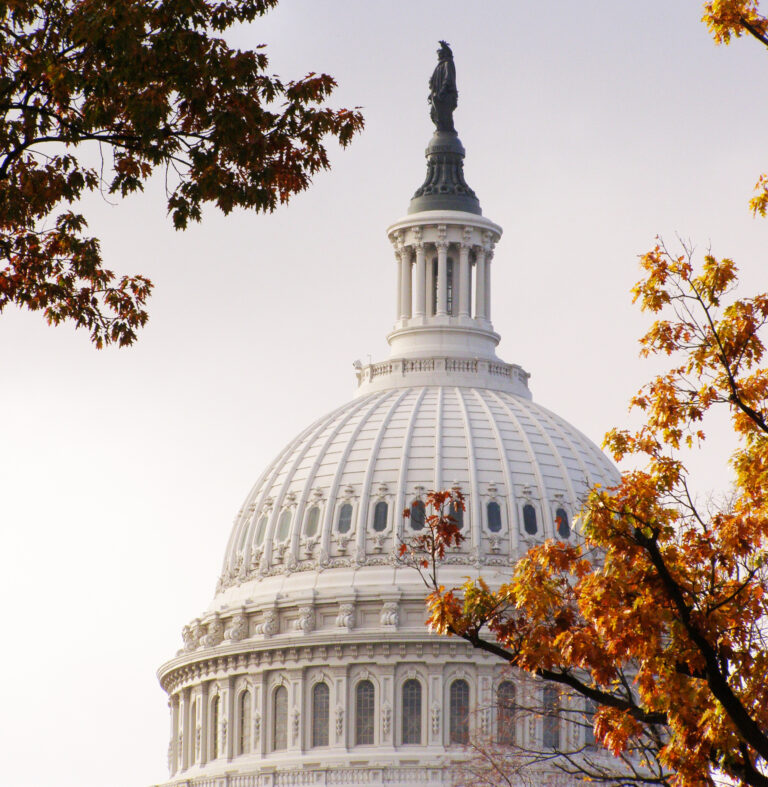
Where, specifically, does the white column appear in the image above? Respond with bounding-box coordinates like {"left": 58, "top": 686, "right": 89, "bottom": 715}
{"left": 459, "top": 242, "right": 471, "bottom": 318}
{"left": 396, "top": 252, "right": 403, "bottom": 320}
{"left": 436, "top": 241, "right": 448, "bottom": 316}
{"left": 200, "top": 684, "right": 209, "bottom": 765}
{"left": 485, "top": 249, "right": 493, "bottom": 322}
{"left": 475, "top": 247, "right": 487, "bottom": 321}
{"left": 414, "top": 243, "right": 426, "bottom": 318}
{"left": 226, "top": 677, "right": 235, "bottom": 761}
{"left": 180, "top": 690, "right": 189, "bottom": 771}
{"left": 169, "top": 696, "right": 179, "bottom": 775}
{"left": 400, "top": 247, "right": 412, "bottom": 319}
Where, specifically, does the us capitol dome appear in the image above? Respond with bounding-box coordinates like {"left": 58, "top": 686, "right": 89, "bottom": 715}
{"left": 156, "top": 42, "right": 619, "bottom": 787}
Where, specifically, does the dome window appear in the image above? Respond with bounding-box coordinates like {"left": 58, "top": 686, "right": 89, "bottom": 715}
{"left": 355, "top": 680, "right": 375, "bottom": 745}
{"left": 254, "top": 514, "right": 268, "bottom": 546}
{"left": 449, "top": 679, "right": 470, "bottom": 744}
{"left": 449, "top": 500, "right": 464, "bottom": 530}
{"left": 555, "top": 507, "right": 570, "bottom": 539}
{"left": 337, "top": 503, "right": 353, "bottom": 533}
{"left": 402, "top": 679, "right": 422, "bottom": 744}
{"left": 373, "top": 500, "right": 388, "bottom": 532}
{"left": 312, "top": 682, "right": 330, "bottom": 747}
{"left": 497, "top": 681, "right": 516, "bottom": 745}
{"left": 273, "top": 686, "right": 288, "bottom": 751}
{"left": 523, "top": 504, "right": 538, "bottom": 535}
{"left": 410, "top": 500, "right": 425, "bottom": 531}
{"left": 238, "top": 690, "right": 251, "bottom": 755}
{"left": 276, "top": 509, "right": 292, "bottom": 542}
{"left": 304, "top": 506, "right": 320, "bottom": 538}
{"left": 487, "top": 501, "right": 502, "bottom": 532}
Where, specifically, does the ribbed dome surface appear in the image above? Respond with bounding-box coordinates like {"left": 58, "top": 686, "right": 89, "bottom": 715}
{"left": 216, "top": 385, "right": 618, "bottom": 598}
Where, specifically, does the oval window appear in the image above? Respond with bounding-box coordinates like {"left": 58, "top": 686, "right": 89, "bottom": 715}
{"left": 337, "top": 503, "right": 353, "bottom": 533}
{"left": 373, "top": 500, "right": 388, "bottom": 532}
{"left": 523, "top": 504, "right": 537, "bottom": 535}
{"left": 254, "top": 514, "right": 268, "bottom": 546}
{"left": 304, "top": 506, "right": 320, "bottom": 537}
{"left": 487, "top": 501, "right": 502, "bottom": 532}
{"left": 276, "top": 509, "right": 292, "bottom": 541}
{"left": 410, "top": 500, "right": 425, "bottom": 531}
{"left": 556, "top": 507, "right": 570, "bottom": 538}
{"left": 449, "top": 501, "right": 464, "bottom": 530}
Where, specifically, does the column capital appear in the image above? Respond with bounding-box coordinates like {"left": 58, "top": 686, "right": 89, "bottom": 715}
{"left": 436, "top": 224, "right": 448, "bottom": 248}
{"left": 460, "top": 226, "right": 473, "bottom": 248}
{"left": 390, "top": 229, "right": 405, "bottom": 251}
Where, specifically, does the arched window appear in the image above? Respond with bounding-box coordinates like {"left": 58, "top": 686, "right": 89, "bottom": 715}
{"left": 497, "top": 681, "right": 516, "bottom": 745}
{"left": 449, "top": 500, "right": 464, "bottom": 529}
{"left": 210, "top": 695, "right": 220, "bottom": 759}
{"left": 355, "top": 680, "right": 375, "bottom": 745}
{"left": 556, "top": 507, "right": 570, "bottom": 539}
{"left": 542, "top": 685, "right": 560, "bottom": 749}
{"left": 446, "top": 258, "right": 455, "bottom": 315}
{"left": 410, "top": 500, "right": 425, "bottom": 531}
{"left": 337, "top": 503, "right": 353, "bottom": 533}
{"left": 273, "top": 686, "right": 288, "bottom": 751}
{"left": 276, "top": 509, "right": 292, "bottom": 541}
{"left": 304, "top": 506, "right": 320, "bottom": 538}
{"left": 238, "top": 690, "right": 251, "bottom": 755}
{"left": 254, "top": 514, "right": 268, "bottom": 546}
{"left": 523, "top": 504, "right": 538, "bottom": 535}
{"left": 487, "top": 501, "right": 502, "bottom": 532}
{"left": 402, "top": 679, "right": 422, "bottom": 744}
{"left": 373, "top": 500, "right": 388, "bottom": 532}
{"left": 312, "top": 682, "right": 330, "bottom": 747}
{"left": 449, "top": 679, "right": 470, "bottom": 744}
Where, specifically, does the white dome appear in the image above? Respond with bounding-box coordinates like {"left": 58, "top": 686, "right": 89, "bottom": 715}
{"left": 214, "top": 384, "right": 617, "bottom": 609}
{"left": 156, "top": 62, "right": 620, "bottom": 786}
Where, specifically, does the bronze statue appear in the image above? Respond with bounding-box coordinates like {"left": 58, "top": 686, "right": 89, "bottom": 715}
{"left": 428, "top": 41, "right": 457, "bottom": 132}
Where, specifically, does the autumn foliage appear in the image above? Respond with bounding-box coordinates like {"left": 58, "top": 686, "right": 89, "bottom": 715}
{"left": 408, "top": 247, "right": 768, "bottom": 786}
{"left": 0, "top": 0, "right": 363, "bottom": 346}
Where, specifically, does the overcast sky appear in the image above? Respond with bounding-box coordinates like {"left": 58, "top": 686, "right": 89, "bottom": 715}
{"left": 1, "top": 3, "right": 766, "bottom": 786}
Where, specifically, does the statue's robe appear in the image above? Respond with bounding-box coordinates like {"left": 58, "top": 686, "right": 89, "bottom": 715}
{"left": 429, "top": 58, "right": 457, "bottom": 132}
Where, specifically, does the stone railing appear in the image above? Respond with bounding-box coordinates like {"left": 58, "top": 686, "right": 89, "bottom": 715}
{"left": 354, "top": 356, "right": 531, "bottom": 397}
{"left": 163, "top": 766, "right": 453, "bottom": 787}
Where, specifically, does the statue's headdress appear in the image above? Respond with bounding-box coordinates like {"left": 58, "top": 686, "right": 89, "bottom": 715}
{"left": 438, "top": 40, "right": 453, "bottom": 58}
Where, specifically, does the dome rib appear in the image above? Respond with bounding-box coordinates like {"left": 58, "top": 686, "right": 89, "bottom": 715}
{"left": 492, "top": 392, "right": 554, "bottom": 537}
{"left": 258, "top": 399, "right": 368, "bottom": 571}
{"left": 394, "top": 387, "right": 428, "bottom": 547}
{"left": 497, "top": 393, "right": 579, "bottom": 534}
{"left": 455, "top": 387, "right": 481, "bottom": 559}
{"left": 318, "top": 390, "right": 398, "bottom": 565}
{"left": 474, "top": 390, "right": 521, "bottom": 557}
{"left": 286, "top": 393, "right": 384, "bottom": 566}
{"left": 433, "top": 386, "right": 444, "bottom": 493}
{"left": 355, "top": 387, "right": 411, "bottom": 560}
{"left": 534, "top": 403, "right": 598, "bottom": 502}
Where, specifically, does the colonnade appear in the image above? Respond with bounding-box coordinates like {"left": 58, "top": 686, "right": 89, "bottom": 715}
{"left": 394, "top": 239, "right": 493, "bottom": 324}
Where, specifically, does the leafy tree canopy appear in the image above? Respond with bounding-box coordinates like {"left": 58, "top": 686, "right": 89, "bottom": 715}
{"left": 0, "top": 0, "right": 363, "bottom": 346}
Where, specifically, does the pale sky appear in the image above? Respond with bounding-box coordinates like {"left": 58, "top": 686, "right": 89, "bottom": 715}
{"left": 1, "top": 3, "right": 766, "bottom": 785}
